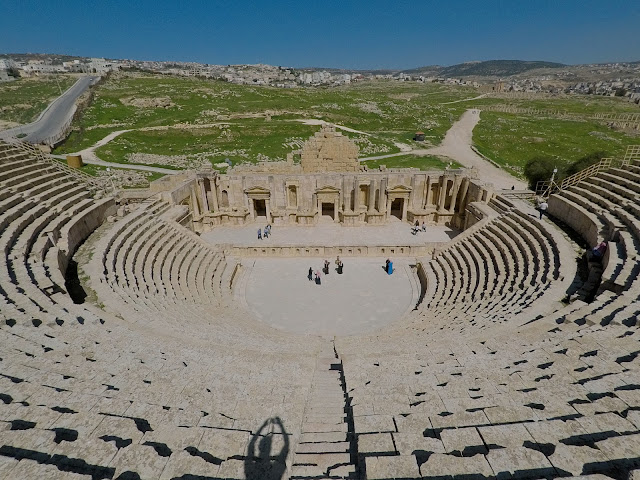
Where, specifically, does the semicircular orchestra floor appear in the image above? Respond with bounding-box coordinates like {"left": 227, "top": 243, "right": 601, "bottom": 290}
{"left": 239, "top": 257, "right": 419, "bottom": 336}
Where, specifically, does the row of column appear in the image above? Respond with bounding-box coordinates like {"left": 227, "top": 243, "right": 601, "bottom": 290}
{"left": 432, "top": 175, "right": 469, "bottom": 213}
{"left": 191, "top": 175, "right": 471, "bottom": 219}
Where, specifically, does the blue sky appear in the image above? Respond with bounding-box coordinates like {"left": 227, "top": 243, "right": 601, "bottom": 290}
{"left": 1, "top": 0, "right": 638, "bottom": 69}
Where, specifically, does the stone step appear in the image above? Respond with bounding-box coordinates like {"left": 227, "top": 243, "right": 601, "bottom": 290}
{"left": 305, "top": 406, "right": 346, "bottom": 416}
{"left": 300, "top": 431, "right": 349, "bottom": 443}
{"left": 302, "top": 422, "right": 348, "bottom": 433}
{"left": 292, "top": 452, "right": 352, "bottom": 469}
{"left": 306, "top": 397, "right": 345, "bottom": 406}
{"left": 296, "top": 441, "right": 350, "bottom": 454}
{"left": 290, "top": 463, "right": 355, "bottom": 479}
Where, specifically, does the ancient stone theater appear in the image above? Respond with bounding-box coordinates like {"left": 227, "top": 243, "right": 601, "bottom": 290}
{"left": 0, "top": 127, "right": 639, "bottom": 480}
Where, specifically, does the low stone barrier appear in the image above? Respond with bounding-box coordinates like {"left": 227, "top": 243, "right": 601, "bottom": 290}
{"left": 225, "top": 242, "right": 447, "bottom": 258}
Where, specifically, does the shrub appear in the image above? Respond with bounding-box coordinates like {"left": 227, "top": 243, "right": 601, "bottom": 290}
{"left": 565, "top": 151, "right": 607, "bottom": 177}
{"left": 523, "top": 156, "right": 559, "bottom": 190}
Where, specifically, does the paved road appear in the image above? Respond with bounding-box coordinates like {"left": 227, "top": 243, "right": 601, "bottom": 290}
{"left": 0, "top": 76, "right": 98, "bottom": 145}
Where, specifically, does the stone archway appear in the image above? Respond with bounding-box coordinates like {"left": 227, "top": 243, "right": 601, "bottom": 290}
{"left": 390, "top": 198, "right": 404, "bottom": 220}
{"left": 386, "top": 184, "right": 412, "bottom": 222}
{"left": 245, "top": 186, "right": 272, "bottom": 222}
{"left": 315, "top": 185, "right": 340, "bottom": 223}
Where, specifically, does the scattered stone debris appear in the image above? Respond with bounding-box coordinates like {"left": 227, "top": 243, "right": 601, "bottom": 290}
{"left": 126, "top": 152, "right": 212, "bottom": 169}
{"left": 119, "top": 96, "right": 175, "bottom": 108}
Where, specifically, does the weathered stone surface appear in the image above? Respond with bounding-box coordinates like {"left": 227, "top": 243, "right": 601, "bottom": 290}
{"left": 392, "top": 432, "right": 446, "bottom": 456}
{"left": 440, "top": 427, "right": 486, "bottom": 455}
{"left": 354, "top": 414, "right": 396, "bottom": 433}
{"left": 358, "top": 432, "right": 396, "bottom": 455}
{"left": 486, "top": 446, "right": 555, "bottom": 479}
{"left": 300, "top": 124, "right": 359, "bottom": 173}
{"left": 365, "top": 454, "right": 421, "bottom": 480}
{"left": 420, "top": 453, "right": 493, "bottom": 478}
{"left": 548, "top": 443, "right": 610, "bottom": 476}
{"left": 478, "top": 423, "right": 535, "bottom": 448}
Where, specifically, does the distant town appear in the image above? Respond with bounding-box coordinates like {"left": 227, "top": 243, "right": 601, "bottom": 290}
{"left": 1, "top": 54, "right": 639, "bottom": 104}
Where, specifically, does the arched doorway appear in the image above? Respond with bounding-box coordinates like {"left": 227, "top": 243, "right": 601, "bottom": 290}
{"left": 390, "top": 198, "right": 404, "bottom": 220}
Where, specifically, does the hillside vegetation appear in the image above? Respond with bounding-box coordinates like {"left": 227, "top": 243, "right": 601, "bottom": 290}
{"left": 403, "top": 59, "right": 566, "bottom": 77}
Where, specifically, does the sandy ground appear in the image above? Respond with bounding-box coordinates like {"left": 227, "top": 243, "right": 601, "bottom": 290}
{"left": 240, "top": 257, "right": 417, "bottom": 336}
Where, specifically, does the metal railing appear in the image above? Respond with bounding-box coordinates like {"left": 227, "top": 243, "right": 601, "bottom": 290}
{"left": 623, "top": 145, "right": 640, "bottom": 166}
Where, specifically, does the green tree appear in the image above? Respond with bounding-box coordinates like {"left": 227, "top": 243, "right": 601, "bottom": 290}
{"left": 523, "top": 156, "right": 559, "bottom": 190}
{"left": 566, "top": 151, "right": 607, "bottom": 177}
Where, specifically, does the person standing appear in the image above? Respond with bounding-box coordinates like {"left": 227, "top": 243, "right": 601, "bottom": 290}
{"left": 258, "top": 228, "right": 262, "bottom": 240}
{"left": 324, "top": 260, "right": 330, "bottom": 275}
{"left": 315, "top": 270, "right": 321, "bottom": 285}
{"left": 337, "top": 260, "right": 343, "bottom": 275}
{"left": 308, "top": 267, "right": 313, "bottom": 281}
{"left": 422, "top": 221, "right": 426, "bottom": 232}
{"left": 538, "top": 200, "right": 548, "bottom": 220}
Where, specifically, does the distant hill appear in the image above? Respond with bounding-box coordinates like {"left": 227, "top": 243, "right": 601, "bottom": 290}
{"left": 403, "top": 60, "right": 566, "bottom": 77}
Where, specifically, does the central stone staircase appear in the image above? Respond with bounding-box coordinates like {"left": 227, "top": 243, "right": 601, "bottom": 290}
{"left": 291, "top": 342, "right": 356, "bottom": 479}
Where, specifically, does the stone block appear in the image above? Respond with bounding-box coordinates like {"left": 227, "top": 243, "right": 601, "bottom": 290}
{"left": 354, "top": 414, "right": 396, "bottom": 433}
{"left": 420, "top": 453, "right": 493, "bottom": 479}
{"left": 365, "top": 455, "right": 421, "bottom": 480}
{"left": 358, "top": 432, "right": 396, "bottom": 455}
{"left": 392, "top": 432, "right": 445, "bottom": 456}
{"left": 548, "top": 443, "right": 610, "bottom": 476}
{"left": 440, "top": 427, "right": 487, "bottom": 455}
{"left": 486, "top": 446, "right": 555, "bottom": 479}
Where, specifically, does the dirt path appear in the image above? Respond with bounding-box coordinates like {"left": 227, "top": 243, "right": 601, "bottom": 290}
{"left": 439, "top": 93, "right": 488, "bottom": 105}
{"left": 360, "top": 109, "right": 526, "bottom": 190}
{"left": 296, "top": 119, "right": 371, "bottom": 136}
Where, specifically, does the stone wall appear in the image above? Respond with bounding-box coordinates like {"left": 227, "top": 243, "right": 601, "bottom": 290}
{"left": 300, "top": 125, "right": 359, "bottom": 173}
{"left": 161, "top": 168, "right": 493, "bottom": 232}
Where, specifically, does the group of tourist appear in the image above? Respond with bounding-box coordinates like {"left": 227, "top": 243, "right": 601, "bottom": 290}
{"left": 411, "top": 221, "right": 427, "bottom": 235}
{"left": 257, "top": 224, "right": 272, "bottom": 240}
{"left": 308, "top": 257, "right": 344, "bottom": 285}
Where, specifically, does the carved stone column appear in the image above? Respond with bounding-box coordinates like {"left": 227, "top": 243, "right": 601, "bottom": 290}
{"left": 380, "top": 178, "right": 388, "bottom": 217}
{"left": 424, "top": 176, "right": 432, "bottom": 209}
{"left": 199, "top": 180, "right": 209, "bottom": 213}
{"left": 458, "top": 177, "right": 470, "bottom": 212}
{"left": 210, "top": 178, "right": 219, "bottom": 212}
{"left": 191, "top": 186, "right": 200, "bottom": 218}
{"left": 437, "top": 177, "right": 447, "bottom": 211}
{"left": 449, "top": 176, "right": 461, "bottom": 213}
{"left": 368, "top": 179, "right": 375, "bottom": 212}
{"left": 353, "top": 176, "right": 360, "bottom": 211}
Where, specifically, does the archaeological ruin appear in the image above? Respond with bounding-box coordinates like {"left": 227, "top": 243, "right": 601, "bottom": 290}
{"left": 0, "top": 126, "right": 639, "bottom": 480}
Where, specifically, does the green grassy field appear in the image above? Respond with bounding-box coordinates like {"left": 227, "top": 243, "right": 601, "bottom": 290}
{"left": 472, "top": 111, "right": 638, "bottom": 177}
{"left": 55, "top": 73, "right": 473, "bottom": 169}
{"left": 0, "top": 75, "right": 77, "bottom": 124}
{"left": 48, "top": 72, "right": 639, "bottom": 174}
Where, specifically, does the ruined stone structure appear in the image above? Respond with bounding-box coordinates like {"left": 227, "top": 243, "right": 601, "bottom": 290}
{"left": 186, "top": 168, "right": 487, "bottom": 232}
{"left": 300, "top": 124, "right": 359, "bottom": 173}
{"left": 166, "top": 125, "right": 491, "bottom": 233}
